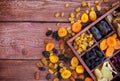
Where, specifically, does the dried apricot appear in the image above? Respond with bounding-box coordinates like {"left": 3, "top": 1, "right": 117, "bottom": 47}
{"left": 76, "top": 65, "right": 84, "bottom": 73}
{"left": 89, "top": 7, "right": 97, "bottom": 21}
{"left": 61, "top": 69, "right": 71, "bottom": 79}
{"left": 46, "top": 42, "right": 54, "bottom": 51}
{"left": 105, "top": 47, "right": 114, "bottom": 57}
{"left": 106, "top": 37, "right": 117, "bottom": 47}
{"left": 114, "top": 39, "right": 120, "bottom": 50}
{"left": 49, "top": 55, "right": 59, "bottom": 63}
{"left": 58, "top": 27, "right": 67, "bottom": 37}
{"left": 100, "top": 39, "right": 107, "bottom": 50}
{"left": 71, "top": 57, "right": 79, "bottom": 67}
{"left": 84, "top": 77, "right": 93, "bottom": 81}
{"left": 72, "top": 21, "right": 82, "bottom": 33}
{"left": 71, "top": 71, "right": 77, "bottom": 78}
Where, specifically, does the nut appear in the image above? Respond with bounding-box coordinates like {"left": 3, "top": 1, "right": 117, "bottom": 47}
{"left": 34, "top": 71, "right": 40, "bottom": 80}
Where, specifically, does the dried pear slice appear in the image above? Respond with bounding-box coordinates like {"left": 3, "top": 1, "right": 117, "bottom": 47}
{"left": 94, "top": 69, "right": 102, "bottom": 80}
{"left": 98, "top": 78, "right": 107, "bottom": 81}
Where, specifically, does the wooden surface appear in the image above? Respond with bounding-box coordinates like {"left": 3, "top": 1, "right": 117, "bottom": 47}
{"left": 0, "top": 0, "right": 119, "bottom": 81}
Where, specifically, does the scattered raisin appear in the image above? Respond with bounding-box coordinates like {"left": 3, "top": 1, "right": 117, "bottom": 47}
{"left": 58, "top": 54, "right": 65, "bottom": 59}
{"left": 42, "top": 51, "right": 50, "bottom": 58}
{"left": 46, "top": 73, "right": 51, "bottom": 80}
{"left": 53, "top": 48, "right": 58, "bottom": 54}
{"left": 75, "top": 78, "right": 82, "bottom": 81}
{"left": 57, "top": 72, "right": 62, "bottom": 80}
{"left": 39, "top": 67, "right": 46, "bottom": 71}
{"left": 46, "top": 30, "right": 53, "bottom": 36}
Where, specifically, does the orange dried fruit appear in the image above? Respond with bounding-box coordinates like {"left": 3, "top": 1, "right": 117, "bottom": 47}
{"left": 105, "top": 47, "right": 114, "bottom": 57}
{"left": 36, "top": 61, "right": 43, "bottom": 67}
{"left": 70, "top": 76, "right": 75, "bottom": 81}
{"left": 58, "top": 27, "right": 67, "bottom": 37}
{"left": 49, "top": 55, "right": 59, "bottom": 63}
{"left": 53, "top": 77, "right": 59, "bottom": 81}
{"left": 61, "top": 69, "right": 71, "bottom": 79}
{"left": 76, "top": 65, "right": 84, "bottom": 73}
{"left": 59, "top": 41, "right": 65, "bottom": 50}
{"left": 81, "top": 13, "right": 89, "bottom": 24}
{"left": 106, "top": 37, "right": 117, "bottom": 47}
{"left": 46, "top": 42, "right": 54, "bottom": 51}
{"left": 89, "top": 7, "right": 97, "bottom": 21}
{"left": 72, "top": 21, "right": 82, "bottom": 33}
{"left": 84, "top": 77, "right": 93, "bottom": 81}
{"left": 71, "top": 57, "right": 79, "bottom": 67}
{"left": 100, "top": 39, "right": 107, "bottom": 50}
{"left": 114, "top": 39, "right": 120, "bottom": 50}
{"left": 78, "top": 74, "right": 85, "bottom": 80}
{"left": 34, "top": 71, "right": 40, "bottom": 80}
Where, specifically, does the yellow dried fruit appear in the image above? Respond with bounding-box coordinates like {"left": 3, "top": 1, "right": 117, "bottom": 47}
{"left": 94, "top": 0, "right": 100, "bottom": 5}
{"left": 61, "top": 12, "right": 65, "bottom": 17}
{"left": 96, "top": 5, "right": 101, "bottom": 11}
{"left": 89, "top": 7, "right": 97, "bottom": 21}
{"left": 56, "top": 23, "right": 60, "bottom": 26}
{"left": 104, "top": 6, "right": 109, "bottom": 11}
{"left": 55, "top": 12, "right": 60, "bottom": 17}
{"left": 49, "top": 55, "right": 59, "bottom": 63}
{"left": 76, "top": 13, "right": 80, "bottom": 18}
{"left": 87, "top": 2, "right": 91, "bottom": 8}
{"left": 41, "top": 57, "right": 48, "bottom": 66}
{"left": 78, "top": 74, "right": 85, "bottom": 80}
{"left": 65, "top": 3, "right": 69, "bottom": 8}
{"left": 76, "top": 65, "right": 84, "bottom": 73}
{"left": 103, "top": 0, "right": 109, "bottom": 3}
{"left": 70, "top": 13, "right": 75, "bottom": 18}
{"left": 58, "top": 27, "right": 68, "bottom": 37}
{"left": 75, "top": 7, "right": 81, "bottom": 13}
{"left": 112, "top": 1, "right": 119, "bottom": 7}
{"left": 71, "top": 57, "right": 79, "bottom": 67}
{"left": 81, "top": 13, "right": 89, "bottom": 24}
{"left": 81, "top": 1, "right": 87, "bottom": 7}
{"left": 49, "top": 63, "right": 54, "bottom": 69}
{"left": 49, "top": 69, "right": 54, "bottom": 74}
{"left": 94, "top": 69, "right": 102, "bottom": 80}
{"left": 61, "top": 70, "right": 71, "bottom": 79}
{"left": 100, "top": 39, "right": 107, "bottom": 50}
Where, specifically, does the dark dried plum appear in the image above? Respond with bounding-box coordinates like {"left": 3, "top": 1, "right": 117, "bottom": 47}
{"left": 96, "top": 21, "right": 111, "bottom": 36}
{"left": 63, "top": 57, "right": 70, "bottom": 63}
{"left": 52, "top": 31, "right": 61, "bottom": 41}
{"left": 75, "top": 78, "right": 82, "bottom": 81}
{"left": 42, "top": 51, "right": 50, "bottom": 58}
{"left": 57, "top": 66, "right": 61, "bottom": 71}
{"left": 53, "top": 48, "right": 58, "bottom": 54}
{"left": 46, "top": 30, "right": 53, "bottom": 36}
{"left": 89, "top": 55, "right": 96, "bottom": 60}
{"left": 86, "top": 60, "right": 91, "bottom": 67}
{"left": 82, "top": 21, "right": 91, "bottom": 28}
{"left": 46, "top": 73, "right": 51, "bottom": 80}
{"left": 90, "top": 26, "right": 102, "bottom": 40}
{"left": 39, "top": 67, "right": 46, "bottom": 71}
{"left": 96, "top": 50, "right": 103, "bottom": 57}
{"left": 95, "top": 58, "right": 100, "bottom": 62}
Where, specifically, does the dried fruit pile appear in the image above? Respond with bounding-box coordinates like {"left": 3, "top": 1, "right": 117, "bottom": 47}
{"left": 94, "top": 61, "right": 117, "bottom": 81}
{"left": 82, "top": 47, "right": 106, "bottom": 70}
{"left": 99, "top": 34, "right": 120, "bottom": 57}
{"left": 34, "top": 27, "right": 93, "bottom": 81}
{"left": 73, "top": 32, "right": 94, "bottom": 54}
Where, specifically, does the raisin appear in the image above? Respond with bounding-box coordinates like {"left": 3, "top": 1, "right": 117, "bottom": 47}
{"left": 57, "top": 72, "right": 62, "bottom": 80}
{"left": 82, "top": 21, "right": 91, "bottom": 28}
{"left": 46, "top": 30, "right": 53, "bottom": 36}
{"left": 63, "top": 57, "right": 70, "bottom": 63}
{"left": 42, "top": 51, "right": 50, "bottom": 58}
{"left": 46, "top": 73, "right": 51, "bottom": 80}
{"left": 96, "top": 11, "right": 102, "bottom": 17}
{"left": 39, "top": 67, "right": 46, "bottom": 71}
{"left": 57, "top": 66, "right": 61, "bottom": 71}
{"left": 75, "top": 78, "right": 82, "bottom": 81}
{"left": 95, "top": 58, "right": 100, "bottom": 62}
{"left": 53, "top": 48, "right": 58, "bottom": 54}
{"left": 58, "top": 54, "right": 65, "bottom": 59}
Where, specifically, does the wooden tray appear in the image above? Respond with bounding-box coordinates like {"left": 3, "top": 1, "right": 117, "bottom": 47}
{"left": 67, "top": 5, "right": 120, "bottom": 81}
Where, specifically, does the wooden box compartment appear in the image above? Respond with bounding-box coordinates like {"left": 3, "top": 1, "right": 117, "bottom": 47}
{"left": 67, "top": 5, "right": 120, "bottom": 81}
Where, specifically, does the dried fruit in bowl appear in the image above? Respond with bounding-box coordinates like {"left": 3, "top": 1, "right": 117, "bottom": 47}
{"left": 106, "top": 37, "right": 117, "bottom": 47}
{"left": 100, "top": 39, "right": 107, "bottom": 50}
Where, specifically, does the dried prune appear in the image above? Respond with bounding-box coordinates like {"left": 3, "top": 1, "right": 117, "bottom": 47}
{"left": 46, "top": 73, "right": 51, "bottom": 80}
{"left": 53, "top": 48, "right": 58, "bottom": 54}
{"left": 82, "top": 21, "right": 91, "bottom": 28}
{"left": 46, "top": 30, "right": 53, "bottom": 36}
{"left": 42, "top": 51, "right": 50, "bottom": 58}
{"left": 96, "top": 11, "right": 102, "bottom": 17}
{"left": 95, "top": 58, "right": 100, "bottom": 62}
{"left": 52, "top": 31, "right": 61, "bottom": 41}
{"left": 39, "top": 67, "right": 46, "bottom": 71}
{"left": 63, "top": 57, "right": 70, "bottom": 63}
{"left": 57, "top": 66, "right": 61, "bottom": 71}
{"left": 96, "top": 21, "right": 111, "bottom": 36}
{"left": 90, "top": 26, "right": 102, "bottom": 40}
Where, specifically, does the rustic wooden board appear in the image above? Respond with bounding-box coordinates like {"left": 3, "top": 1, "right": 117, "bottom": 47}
{"left": 0, "top": 0, "right": 118, "bottom": 21}
{"left": 0, "top": 22, "right": 72, "bottom": 59}
{"left": 0, "top": 60, "right": 69, "bottom": 81}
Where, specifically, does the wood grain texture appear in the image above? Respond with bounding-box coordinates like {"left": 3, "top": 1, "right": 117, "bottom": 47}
{"left": 0, "top": 60, "right": 69, "bottom": 81}
{"left": 0, "top": 0, "right": 119, "bottom": 21}
{"left": 0, "top": 22, "right": 73, "bottom": 59}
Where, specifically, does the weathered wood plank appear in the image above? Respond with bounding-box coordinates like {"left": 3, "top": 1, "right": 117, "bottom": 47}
{"left": 0, "top": 0, "right": 119, "bottom": 21}
{"left": 0, "top": 22, "right": 72, "bottom": 59}
{"left": 0, "top": 60, "right": 69, "bottom": 81}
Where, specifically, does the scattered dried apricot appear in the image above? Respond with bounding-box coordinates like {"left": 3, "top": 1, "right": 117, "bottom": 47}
{"left": 46, "top": 42, "right": 54, "bottom": 51}
{"left": 58, "top": 27, "right": 67, "bottom": 37}
{"left": 81, "top": 13, "right": 89, "bottom": 24}
{"left": 49, "top": 55, "right": 59, "bottom": 63}
{"left": 76, "top": 65, "right": 84, "bottom": 73}
{"left": 72, "top": 21, "right": 82, "bottom": 33}
{"left": 71, "top": 57, "right": 79, "bottom": 67}
{"left": 100, "top": 39, "right": 107, "bottom": 50}
{"left": 61, "top": 69, "right": 71, "bottom": 79}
